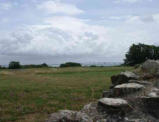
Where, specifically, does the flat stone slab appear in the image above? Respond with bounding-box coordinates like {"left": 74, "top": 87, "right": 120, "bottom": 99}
{"left": 129, "top": 80, "right": 152, "bottom": 86}
{"left": 115, "top": 83, "right": 144, "bottom": 89}
{"left": 120, "top": 71, "right": 139, "bottom": 79}
{"left": 113, "top": 83, "right": 145, "bottom": 96}
{"left": 98, "top": 98, "right": 131, "bottom": 115}
{"left": 98, "top": 98, "right": 128, "bottom": 107}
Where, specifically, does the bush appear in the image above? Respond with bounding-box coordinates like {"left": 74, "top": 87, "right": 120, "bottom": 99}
{"left": 90, "top": 65, "right": 97, "bottom": 67}
{"left": 60, "top": 62, "right": 82, "bottom": 68}
{"left": 9, "top": 61, "right": 21, "bottom": 69}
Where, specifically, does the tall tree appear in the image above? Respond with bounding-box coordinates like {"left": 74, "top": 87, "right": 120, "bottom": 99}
{"left": 124, "top": 43, "right": 159, "bottom": 66}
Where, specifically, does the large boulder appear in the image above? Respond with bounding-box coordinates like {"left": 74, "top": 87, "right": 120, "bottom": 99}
{"left": 46, "top": 110, "right": 93, "bottom": 122}
{"left": 113, "top": 83, "right": 145, "bottom": 97}
{"left": 141, "top": 60, "right": 159, "bottom": 75}
{"left": 98, "top": 98, "right": 131, "bottom": 115}
{"left": 111, "top": 71, "right": 139, "bottom": 88}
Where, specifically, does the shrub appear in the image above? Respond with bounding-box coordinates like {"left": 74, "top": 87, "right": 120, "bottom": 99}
{"left": 9, "top": 61, "right": 21, "bottom": 69}
{"left": 60, "top": 62, "right": 82, "bottom": 68}
{"left": 90, "top": 65, "right": 97, "bottom": 67}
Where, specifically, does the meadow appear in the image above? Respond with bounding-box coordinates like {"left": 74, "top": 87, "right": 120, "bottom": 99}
{"left": 0, "top": 66, "right": 133, "bottom": 122}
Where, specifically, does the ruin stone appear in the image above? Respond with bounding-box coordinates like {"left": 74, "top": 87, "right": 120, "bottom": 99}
{"left": 113, "top": 83, "right": 145, "bottom": 96}
{"left": 98, "top": 98, "right": 131, "bottom": 116}
{"left": 46, "top": 110, "right": 93, "bottom": 122}
{"left": 81, "top": 103, "right": 106, "bottom": 121}
{"left": 128, "top": 80, "right": 152, "bottom": 86}
{"left": 111, "top": 71, "right": 139, "bottom": 88}
{"left": 141, "top": 60, "right": 159, "bottom": 76}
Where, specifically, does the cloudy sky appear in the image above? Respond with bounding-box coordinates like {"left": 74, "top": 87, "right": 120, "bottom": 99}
{"left": 0, "top": 0, "right": 159, "bottom": 65}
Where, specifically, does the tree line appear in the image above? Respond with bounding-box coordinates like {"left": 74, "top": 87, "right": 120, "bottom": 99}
{"left": 124, "top": 43, "right": 159, "bottom": 66}
{"left": 0, "top": 62, "right": 82, "bottom": 69}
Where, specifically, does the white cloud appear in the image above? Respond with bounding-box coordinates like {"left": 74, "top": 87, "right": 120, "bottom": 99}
{"left": 0, "top": 17, "right": 109, "bottom": 56}
{"left": 37, "top": 0, "right": 84, "bottom": 15}
{"left": 0, "top": 14, "right": 158, "bottom": 62}
{"left": 0, "top": 2, "right": 12, "bottom": 10}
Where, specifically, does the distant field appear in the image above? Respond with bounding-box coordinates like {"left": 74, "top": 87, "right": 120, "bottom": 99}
{"left": 0, "top": 66, "right": 133, "bottom": 122}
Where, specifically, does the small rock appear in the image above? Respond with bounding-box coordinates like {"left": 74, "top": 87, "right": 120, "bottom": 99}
{"left": 148, "top": 92, "right": 158, "bottom": 97}
{"left": 151, "top": 88, "right": 159, "bottom": 92}
{"left": 46, "top": 110, "right": 93, "bottom": 122}
{"left": 102, "top": 90, "right": 112, "bottom": 98}
{"left": 141, "top": 73, "right": 154, "bottom": 80}
{"left": 81, "top": 103, "right": 106, "bottom": 121}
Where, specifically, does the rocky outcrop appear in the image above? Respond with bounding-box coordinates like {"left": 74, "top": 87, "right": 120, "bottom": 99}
{"left": 46, "top": 60, "right": 159, "bottom": 122}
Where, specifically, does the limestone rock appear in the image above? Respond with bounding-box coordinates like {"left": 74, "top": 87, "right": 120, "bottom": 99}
{"left": 148, "top": 92, "right": 158, "bottom": 97}
{"left": 81, "top": 103, "right": 106, "bottom": 121}
{"left": 141, "top": 60, "right": 159, "bottom": 75}
{"left": 128, "top": 80, "right": 151, "bottom": 86}
{"left": 46, "top": 110, "right": 93, "bottom": 122}
{"left": 151, "top": 88, "right": 159, "bottom": 92}
{"left": 113, "top": 83, "right": 145, "bottom": 96}
{"left": 111, "top": 71, "right": 139, "bottom": 88}
{"left": 98, "top": 98, "right": 131, "bottom": 115}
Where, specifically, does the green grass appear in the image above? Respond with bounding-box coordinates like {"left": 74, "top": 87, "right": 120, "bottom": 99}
{"left": 0, "top": 66, "right": 133, "bottom": 122}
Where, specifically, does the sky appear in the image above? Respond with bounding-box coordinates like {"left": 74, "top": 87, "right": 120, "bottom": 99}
{"left": 0, "top": 0, "right": 159, "bottom": 65}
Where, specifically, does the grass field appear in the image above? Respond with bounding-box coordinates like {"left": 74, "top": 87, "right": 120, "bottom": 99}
{"left": 0, "top": 66, "right": 133, "bottom": 122}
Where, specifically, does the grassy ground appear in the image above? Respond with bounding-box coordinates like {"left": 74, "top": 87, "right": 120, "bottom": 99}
{"left": 0, "top": 66, "right": 133, "bottom": 122}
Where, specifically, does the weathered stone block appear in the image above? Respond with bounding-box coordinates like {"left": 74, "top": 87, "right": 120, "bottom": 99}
{"left": 129, "top": 80, "right": 151, "bottom": 86}
{"left": 111, "top": 71, "right": 139, "bottom": 88}
{"left": 141, "top": 60, "right": 159, "bottom": 75}
{"left": 98, "top": 98, "right": 131, "bottom": 115}
{"left": 113, "top": 83, "right": 145, "bottom": 97}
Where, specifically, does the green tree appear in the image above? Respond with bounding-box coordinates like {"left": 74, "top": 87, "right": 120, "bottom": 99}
{"left": 9, "top": 61, "right": 21, "bottom": 69}
{"left": 124, "top": 43, "right": 159, "bottom": 66}
{"left": 60, "top": 62, "right": 82, "bottom": 68}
